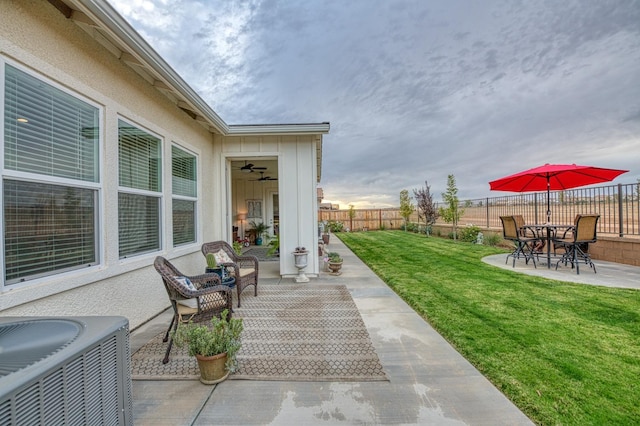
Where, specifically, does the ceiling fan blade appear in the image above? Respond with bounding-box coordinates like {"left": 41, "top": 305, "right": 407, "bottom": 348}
{"left": 248, "top": 171, "right": 277, "bottom": 181}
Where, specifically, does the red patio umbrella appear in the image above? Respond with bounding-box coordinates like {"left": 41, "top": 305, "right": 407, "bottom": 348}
{"left": 489, "top": 163, "right": 628, "bottom": 221}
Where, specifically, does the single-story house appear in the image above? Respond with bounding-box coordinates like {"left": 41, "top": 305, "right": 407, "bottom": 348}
{"left": 0, "top": 0, "right": 329, "bottom": 328}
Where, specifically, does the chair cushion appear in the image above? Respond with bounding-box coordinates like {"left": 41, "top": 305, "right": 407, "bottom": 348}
{"left": 239, "top": 267, "right": 255, "bottom": 278}
{"left": 177, "top": 297, "right": 227, "bottom": 313}
{"left": 174, "top": 276, "right": 196, "bottom": 291}
{"left": 214, "top": 249, "right": 233, "bottom": 265}
{"left": 177, "top": 298, "right": 199, "bottom": 312}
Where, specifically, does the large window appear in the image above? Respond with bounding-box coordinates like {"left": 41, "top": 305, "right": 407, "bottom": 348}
{"left": 3, "top": 63, "right": 100, "bottom": 285}
{"left": 171, "top": 145, "right": 197, "bottom": 246}
{"left": 118, "top": 119, "right": 161, "bottom": 258}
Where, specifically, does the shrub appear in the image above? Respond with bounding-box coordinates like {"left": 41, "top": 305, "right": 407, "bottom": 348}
{"left": 459, "top": 225, "right": 482, "bottom": 243}
{"left": 406, "top": 222, "right": 419, "bottom": 233}
{"left": 327, "top": 220, "right": 344, "bottom": 233}
{"left": 484, "top": 233, "right": 502, "bottom": 247}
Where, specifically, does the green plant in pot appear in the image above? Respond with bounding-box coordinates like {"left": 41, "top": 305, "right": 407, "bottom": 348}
{"left": 249, "top": 220, "right": 271, "bottom": 246}
{"left": 205, "top": 253, "right": 223, "bottom": 277}
{"left": 267, "top": 234, "right": 279, "bottom": 257}
{"left": 172, "top": 309, "right": 243, "bottom": 384}
{"left": 232, "top": 241, "right": 243, "bottom": 255}
{"left": 326, "top": 251, "right": 343, "bottom": 275}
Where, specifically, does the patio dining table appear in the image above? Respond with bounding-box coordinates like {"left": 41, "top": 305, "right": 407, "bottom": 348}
{"left": 523, "top": 224, "right": 574, "bottom": 269}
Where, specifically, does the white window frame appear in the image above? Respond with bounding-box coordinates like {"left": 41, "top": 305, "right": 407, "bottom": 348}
{"left": 0, "top": 58, "right": 103, "bottom": 289}
{"left": 116, "top": 115, "right": 165, "bottom": 261}
{"left": 117, "top": 117, "right": 163, "bottom": 259}
{"left": 171, "top": 143, "right": 198, "bottom": 247}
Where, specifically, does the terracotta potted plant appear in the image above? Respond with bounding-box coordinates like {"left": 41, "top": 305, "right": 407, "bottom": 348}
{"left": 172, "top": 309, "right": 243, "bottom": 384}
{"left": 326, "top": 251, "right": 343, "bottom": 274}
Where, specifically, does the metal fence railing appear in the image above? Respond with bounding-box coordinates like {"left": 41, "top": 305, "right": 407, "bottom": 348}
{"left": 318, "top": 182, "right": 640, "bottom": 237}
{"left": 435, "top": 182, "right": 640, "bottom": 237}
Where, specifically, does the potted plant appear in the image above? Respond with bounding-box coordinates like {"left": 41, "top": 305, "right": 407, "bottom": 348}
{"left": 322, "top": 232, "right": 330, "bottom": 244}
{"left": 172, "top": 309, "right": 243, "bottom": 384}
{"left": 205, "top": 252, "right": 224, "bottom": 278}
{"left": 267, "top": 233, "right": 279, "bottom": 257}
{"left": 326, "top": 251, "right": 343, "bottom": 274}
{"left": 292, "top": 246, "right": 309, "bottom": 282}
{"left": 249, "top": 220, "right": 271, "bottom": 246}
{"left": 232, "top": 241, "right": 243, "bottom": 255}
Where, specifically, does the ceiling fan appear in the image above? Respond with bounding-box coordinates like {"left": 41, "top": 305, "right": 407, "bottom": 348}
{"left": 235, "top": 161, "right": 267, "bottom": 173}
{"left": 250, "top": 171, "right": 278, "bottom": 181}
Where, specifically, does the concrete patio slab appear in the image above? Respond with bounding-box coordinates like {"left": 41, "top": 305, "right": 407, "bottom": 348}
{"left": 483, "top": 253, "right": 640, "bottom": 290}
{"left": 132, "top": 238, "right": 550, "bottom": 425}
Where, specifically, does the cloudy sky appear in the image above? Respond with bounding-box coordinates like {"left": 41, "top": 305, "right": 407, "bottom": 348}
{"left": 108, "top": 0, "right": 640, "bottom": 208}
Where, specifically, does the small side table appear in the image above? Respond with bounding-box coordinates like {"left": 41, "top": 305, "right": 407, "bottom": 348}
{"left": 221, "top": 276, "right": 236, "bottom": 289}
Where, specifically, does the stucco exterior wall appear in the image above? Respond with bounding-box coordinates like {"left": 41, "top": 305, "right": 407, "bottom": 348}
{"left": 0, "top": 0, "right": 220, "bottom": 328}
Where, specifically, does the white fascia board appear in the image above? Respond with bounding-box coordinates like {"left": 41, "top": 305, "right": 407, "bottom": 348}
{"left": 227, "top": 123, "right": 330, "bottom": 136}
{"left": 67, "top": 0, "right": 229, "bottom": 134}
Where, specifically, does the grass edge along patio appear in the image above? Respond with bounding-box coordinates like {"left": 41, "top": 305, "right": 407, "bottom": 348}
{"left": 338, "top": 231, "right": 640, "bottom": 426}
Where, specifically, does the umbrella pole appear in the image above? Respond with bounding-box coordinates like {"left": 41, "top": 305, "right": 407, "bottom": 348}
{"left": 546, "top": 176, "right": 551, "bottom": 223}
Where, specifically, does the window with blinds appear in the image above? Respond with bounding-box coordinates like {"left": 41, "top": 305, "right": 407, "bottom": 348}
{"left": 118, "top": 119, "right": 162, "bottom": 258}
{"left": 3, "top": 181, "right": 96, "bottom": 283}
{"left": 2, "top": 63, "right": 100, "bottom": 285}
{"left": 4, "top": 65, "right": 99, "bottom": 182}
{"left": 172, "top": 145, "right": 197, "bottom": 246}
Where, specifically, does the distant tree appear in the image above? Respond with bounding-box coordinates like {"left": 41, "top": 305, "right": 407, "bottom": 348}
{"left": 348, "top": 204, "right": 355, "bottom": 231}
{"left": 399, "top": 189, "right": 415, "bottom": 231}
{"left": 413, "top": 181, "right": 438, "bottom": 236}
{"left": 439, "top": 174, "right": 464, "bottom": 241}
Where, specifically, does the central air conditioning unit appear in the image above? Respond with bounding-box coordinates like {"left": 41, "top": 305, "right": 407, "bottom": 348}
{"left": 0, "top": 316, "right": 132, "bottom": 425}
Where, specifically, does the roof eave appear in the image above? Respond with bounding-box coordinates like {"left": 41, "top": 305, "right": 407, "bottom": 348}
{"left": 57, "top": 0, "right": 229, "bottom": 134}
{"left": 52, "top": 0, "right": 329, "bottom": 183}
{"left": 227, "top": 122, "right": 330, "bottom": 136}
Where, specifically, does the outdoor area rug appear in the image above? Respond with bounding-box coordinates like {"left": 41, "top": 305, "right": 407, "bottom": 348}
{"left": 242, "top": 247, "right": 278, "bottom": 261}
{"left": 130, "top": 284, "right": 388, "bottom": 382}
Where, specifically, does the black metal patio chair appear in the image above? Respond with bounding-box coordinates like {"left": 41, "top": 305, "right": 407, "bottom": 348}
{"left": 500, "top": 215, "right": 539, "bottom": 268}
{"left": 552, "top": 214, "right": 600, "bottom": 274}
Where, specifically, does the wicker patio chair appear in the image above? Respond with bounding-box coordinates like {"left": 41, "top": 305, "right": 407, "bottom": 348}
{"left": 552, "top": 214, "right": 599, "bottom": 274}
{"left": 154, "top": 256, "right": 233, "bottom": 364}
{"left": 500, "top": 215, "right": 539, "bottom": 268}
{"left": 201, "top": 241, "right": 259, "bottom": 308}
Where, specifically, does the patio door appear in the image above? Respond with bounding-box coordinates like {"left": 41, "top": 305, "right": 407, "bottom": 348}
{"left": 266, "top": 190, "right": 279, "bottom": 238}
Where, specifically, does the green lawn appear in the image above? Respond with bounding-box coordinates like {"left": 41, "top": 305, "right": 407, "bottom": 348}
{"left": 337, "top": 231, "right": 640, "bottom": 425}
